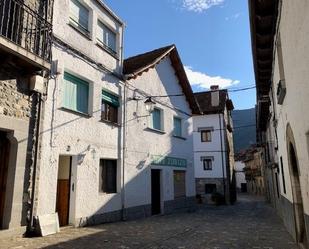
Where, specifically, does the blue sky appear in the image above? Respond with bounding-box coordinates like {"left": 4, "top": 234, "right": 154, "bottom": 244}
{"left": 104, "top": 0, "right": 256, "bottom": 110}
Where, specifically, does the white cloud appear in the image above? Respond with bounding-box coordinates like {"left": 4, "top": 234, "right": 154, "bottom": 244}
{"left": 184, "top": 66, "right": 240, "bottom": 89}
{"left": 182, "top": 0, "right": 224, "bottom": 12}
{"left": 225, "top": 12, "right": 242, "bottom": 21}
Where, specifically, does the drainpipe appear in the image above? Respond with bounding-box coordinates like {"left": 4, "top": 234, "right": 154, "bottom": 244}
{"left": 27, "top": 90, "right": 42, "bottom": 235}
{"left": 121, "top": 81, "right": 127, "bottom": 221}
{"left": 219, "top": 113, "right": 226, "bottom": 202}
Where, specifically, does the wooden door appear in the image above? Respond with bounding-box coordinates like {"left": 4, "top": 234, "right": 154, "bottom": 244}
{"left": 56, "top": 179, "right": 70, "bottom": 226}
{"left": 0, "top": 132, "right": 10, "bottom": 228}
{"left": 151, "top": 169, "right": 161, "bottom": 215}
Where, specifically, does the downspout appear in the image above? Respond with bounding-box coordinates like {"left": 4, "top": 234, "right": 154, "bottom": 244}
{"left": 121, "top": 82, "right": 127, "bottom": 221}
{"left": 121, "top": 24, "right": 126, "bottom": 221}
{"left": 219, "top": 113, "right": 226, "bottom": 202}
{"left": 27, "top": 91, "right": 42, "bottom": 235}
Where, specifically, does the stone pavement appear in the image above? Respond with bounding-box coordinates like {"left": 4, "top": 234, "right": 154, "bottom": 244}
{"left": 0, "top": 194, "right": 298, "bottom": 249}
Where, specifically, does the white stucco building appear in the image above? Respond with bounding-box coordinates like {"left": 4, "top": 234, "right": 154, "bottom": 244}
{"left": 36, "top": 0, "right": 125, "bottom": 228}
{"left": 123, "top": 45, "right": 200, "bottom": 216}
{"left": 250, "top": 0, "right": 309, "bottom": 247}
{"left": 193, "top": 86, "right": 235, "bottom": 203}
{"left": 234, "top": 161, "right": 246, "bottom": 192}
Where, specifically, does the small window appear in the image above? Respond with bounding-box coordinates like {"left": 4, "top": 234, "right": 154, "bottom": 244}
{"left": 203, "top": 158, "right": 212, "bottom": 170}
{"left": 201, "top": 130, "right": 212, "bottom": 142}
{"left": 173, "top": 117, "right": 182, "bottom": 137}
{"left": 69, "top": 0, "right": 89, "bottom": 33}
{"left": 99, "top": 159, "right": 117, "bottom": 193}
{"left": 101, "top": 90, "right": 119, "bottom": 124}
{"left": 97, "top": 21, "right": 117, "bottom": 54}
{"left": 151, "top": 108, "right": 163, "bottom": 131}
{"left": 63, "top": 72, "right": 89, "bottom": 114}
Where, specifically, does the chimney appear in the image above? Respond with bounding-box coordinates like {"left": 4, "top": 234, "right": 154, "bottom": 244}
{"left": 210, "top": 85, "right": 220, "bottom": 107}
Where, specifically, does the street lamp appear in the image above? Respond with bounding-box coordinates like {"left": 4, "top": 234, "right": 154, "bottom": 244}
{"left": 144, "top": 97, "right": 156, "bottom": 113}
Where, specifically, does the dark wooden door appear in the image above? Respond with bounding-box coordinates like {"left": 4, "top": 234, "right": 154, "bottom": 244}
{"left": 0, "top": 132, "right": 10, "bottom": 228}
{"left": 56, "top": 179, "right": 70, "bottom": 226}
{"left": 151, "top": 169, "right": 161, "bottom": 215}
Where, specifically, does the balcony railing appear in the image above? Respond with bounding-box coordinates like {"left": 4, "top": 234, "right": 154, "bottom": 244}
{"left": 0, "top": 0, "right": 52, "bottom": 62}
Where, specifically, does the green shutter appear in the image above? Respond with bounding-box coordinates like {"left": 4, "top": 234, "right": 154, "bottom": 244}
{"left": 102, "top": 90, "right": 119, "bottom": 107}
{"left": 174, "top": 117, "right": 182, "bottom": 136}
{"left": 63, "top": 72, "right": 89, "bottom": 114}
{"left": 152, "top": 108, "right": 161, "bottom": 130}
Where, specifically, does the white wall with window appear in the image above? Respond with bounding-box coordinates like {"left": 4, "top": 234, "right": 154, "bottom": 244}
{"left": 36, "top": 0, "right": 125, "bottom": 227}
{"left": 53, "top": 0, "right": 124, "bottom": 74}
{"left": 193, "top": 114, "right": 228, "bottom": 179}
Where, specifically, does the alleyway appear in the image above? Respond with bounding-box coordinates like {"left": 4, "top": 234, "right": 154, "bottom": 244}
{"left": 0, "top": 194, "right": 298, "bottom": 249}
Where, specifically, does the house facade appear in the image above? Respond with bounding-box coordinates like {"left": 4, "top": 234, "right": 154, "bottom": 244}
{"left": 250, "top": 0, "right": 309, "bottom": 247}
{"left": 35, "top": 0, "right": 125, "bottom": 228}
{"left": 123, "top": 45, "right": 200, "bottom": 216}
{"left": 0, "top": 0, "right": 53, "bottom": 232}
{"left": 193, "top": 86, "right": 235, "bottom": 203}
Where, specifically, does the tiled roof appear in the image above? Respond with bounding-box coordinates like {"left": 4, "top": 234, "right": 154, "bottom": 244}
{"left": 123, "top": 45, "right": 174, "bottom": 75}
{"left": 194, "top": 90, "right": 229, "bottom": 114}
{"left": 123, "top": 45, "right": 201, "bottom": 114}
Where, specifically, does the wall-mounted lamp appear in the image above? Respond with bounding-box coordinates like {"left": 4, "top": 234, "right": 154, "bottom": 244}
{"left": 144, "top": 97, "right": 156, "bottom": 113}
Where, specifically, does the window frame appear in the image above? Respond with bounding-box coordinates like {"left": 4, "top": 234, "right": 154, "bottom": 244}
{"left": 101, "top": 90, "right": 119, "bottom": 124}
{"left": 69, "top": 0, "right": 91, "bottom": 36}
{"left": 173, "top": 116, "right": 182, "bottom": 137}
{"left": 202, "top": 158, "right": 213, "bottom": 171}
{"left": 150, "top": 107, "right": 164, "bottom": 131}
{"left": 96, "top": 19, "right": 117, "bottom": 55}
{"left": 99, "top": 159, "right": 117, "bottom": 194}
{"left": 201, "top": 130, "right": 212, "bottom": 142}
{"left": 62, "top": 72, "right": 90, "bottom": 115}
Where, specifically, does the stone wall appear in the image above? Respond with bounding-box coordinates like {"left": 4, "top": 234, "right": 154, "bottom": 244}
{"left": 195, "top": 178, "right": 225, "bottom": 195}
{"left": 0, "top": 79, "right": 32, "bottom": 120}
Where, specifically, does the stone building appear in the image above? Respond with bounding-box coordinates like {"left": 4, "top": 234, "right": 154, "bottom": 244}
{"left": 242, "top": 147, "right": 264, "bottom": 196}
{"left": 193, "top": 86, "right": 235, "bottom": 203}
{"left": 0, "top": 0, "right": 53, "bottom": 233}
{"left": 250, "top": 0, "right": 309, "bottom": 247}
{"left": 123, "top": 45, "right": 200, "bottom": 217}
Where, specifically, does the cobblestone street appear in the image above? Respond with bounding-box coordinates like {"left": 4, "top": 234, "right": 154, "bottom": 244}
{"left": 0, "top": 194, "right": 298, "bottom": 249}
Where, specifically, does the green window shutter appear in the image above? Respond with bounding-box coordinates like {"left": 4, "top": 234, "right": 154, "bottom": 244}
{"left": 152, "top": 108, "right": 161, "bottom": 130}
{"left": 174, "top": 117, "right": 182, "bottom": 136}
{"left": 63, "top": 72, "right": 89, "bottom": 114}
{"left": 102, "top": 90, "right": 119, "bottom": 107}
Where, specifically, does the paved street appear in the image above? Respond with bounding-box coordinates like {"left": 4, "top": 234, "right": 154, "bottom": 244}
{"left": 0, "top": 194, "right": 298, "bottom": 249}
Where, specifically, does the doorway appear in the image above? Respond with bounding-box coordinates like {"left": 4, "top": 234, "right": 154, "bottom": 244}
{"left": 288, "top": 143, "right": 308, "bottom": 248}
{"left": 0, "top": 131, "right": 10, "bottom": 229}
{"left": 56, "top": 156, "right": 72, "bottom": 226}
{"left": 151, "top": 169, "right": 161, "bottom": 215}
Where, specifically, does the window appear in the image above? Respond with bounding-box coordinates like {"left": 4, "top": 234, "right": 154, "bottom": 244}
{"left": 201, "top": 130, "right": 212, "bottom": 142}
{"left": 203, "top": 158, "right": 212, "bottom": 170}
{"left": 69, "top": 0, "right": 89, "bottom": 33}
{"left": 205, "top": 184, "right": 216, "bottom": 194}
{"left": 63, "top": 72, "right": 89, "bottom": 114}
{"left": 99, "top": 159, "right": 117, "bottom": 193}
{"left": 97, "top": 21, "right": 117, "bottom": 54}
{"left": 174, "top": 171, "right": 186, "bottom": 198}
{"left": 151, "top": 108, "right": 163, "bottom": 131}
{"left": 101, "top": 90, "right": 119, "bottom": 123}
{"left": 173, "top": 117, "right": 182, "bottom": 137}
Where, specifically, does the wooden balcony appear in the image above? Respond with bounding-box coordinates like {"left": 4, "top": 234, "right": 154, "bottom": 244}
{"left": 0, "top": 0, "right": 52, "bottom": 74}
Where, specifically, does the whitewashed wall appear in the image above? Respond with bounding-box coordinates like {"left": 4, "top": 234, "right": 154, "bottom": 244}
{"left": 124, "top": 56, "right": 195, "bottom": 209}
{"left": 193, "top": 114, "right": 227, "bottom": 179}
{"left": 37, "top": 0, "right": 124, "bottom": 225}
{"left": 270, "top": 0, "right": 309, "bottom": 215}
{"left": 234, "top": 161, "right": 246, "bottom": 189}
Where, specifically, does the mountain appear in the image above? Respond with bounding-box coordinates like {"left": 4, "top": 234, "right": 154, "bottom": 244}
{"left": 232, "top": 108, "right": 256, "bottom": 153}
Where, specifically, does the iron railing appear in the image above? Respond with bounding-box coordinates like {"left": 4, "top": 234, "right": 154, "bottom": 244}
{"left": 0, "top": 0, "right": 52, "bottom": 62}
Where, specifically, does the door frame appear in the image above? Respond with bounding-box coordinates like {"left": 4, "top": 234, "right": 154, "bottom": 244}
{"left": 56, "top": 155, "right": 72, "bottom": 226}
{"left": 151, "top": 169, "right": 162, "bottom": 215}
